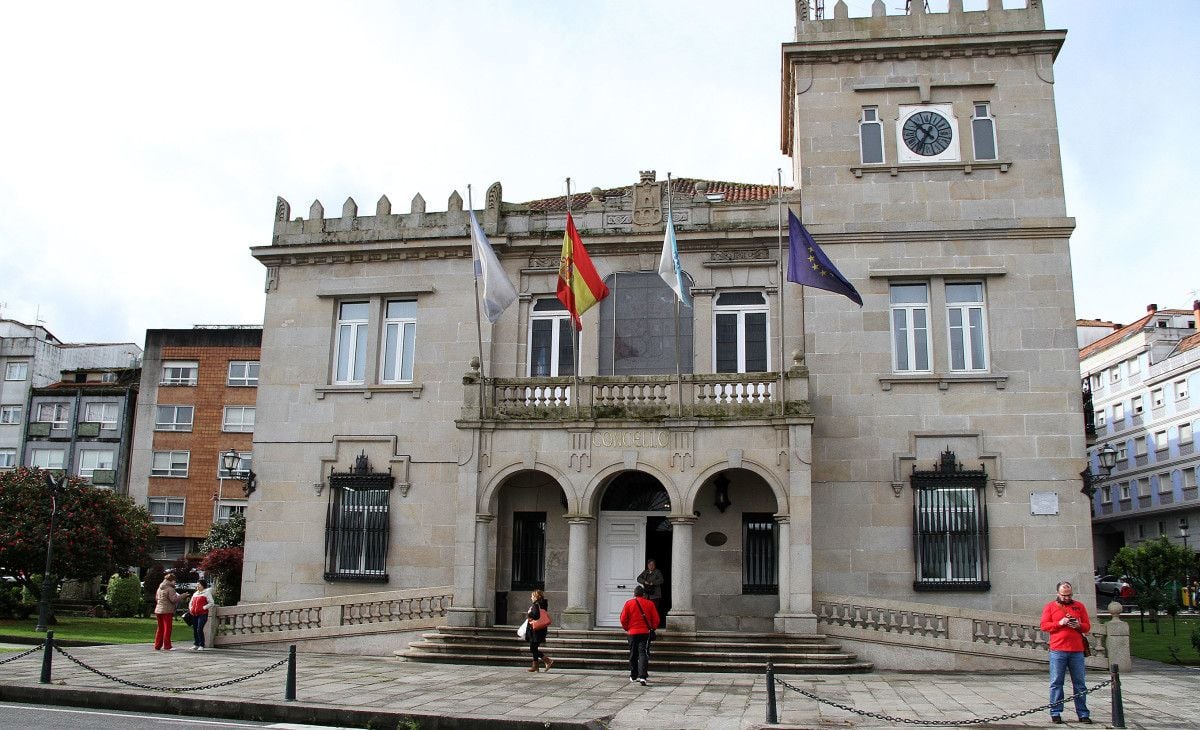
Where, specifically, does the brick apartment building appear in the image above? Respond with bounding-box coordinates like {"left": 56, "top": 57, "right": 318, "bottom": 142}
{"left": 128, "top": 327, "right": 262, "bottom": 564}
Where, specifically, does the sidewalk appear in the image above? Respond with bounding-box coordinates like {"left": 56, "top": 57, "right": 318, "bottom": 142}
{"left": 0, "top": 642, "right": 1196, "bottom": 729}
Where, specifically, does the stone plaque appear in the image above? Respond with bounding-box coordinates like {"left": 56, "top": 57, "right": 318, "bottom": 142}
{"left": 590, "top": 430, "right": 670, "bottom": 449}
{"left": 1030, "top": 491, "right": 1059, "bottom": 516}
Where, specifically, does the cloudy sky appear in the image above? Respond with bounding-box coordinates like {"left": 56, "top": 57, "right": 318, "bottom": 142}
{"left": 1, "top": 1, "right": 1196, "bottom": 345}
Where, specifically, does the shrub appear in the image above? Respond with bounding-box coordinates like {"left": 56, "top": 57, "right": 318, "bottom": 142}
{"left": 0, "top": 585, "right": 20, "bottom": 619}
{"left": 199, "top": 547, "right": 243, "bottom": 606}
{"left": 142, "top": 564, "right": 165, "bottom": 612}
{"left": 105, "top": 573, "right": 142, "bottom": 617}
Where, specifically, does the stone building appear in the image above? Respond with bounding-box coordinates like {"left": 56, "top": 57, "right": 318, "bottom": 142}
{"left": 237, "top": 0, "right": 1092, "bottom": 668}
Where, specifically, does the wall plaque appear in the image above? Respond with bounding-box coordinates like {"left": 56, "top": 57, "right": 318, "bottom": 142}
{"left": 590, "top": 430, "right": 669, "bottom": 449}
{"left": 1030, "top": 491, "right": 1059, "bottom": 516}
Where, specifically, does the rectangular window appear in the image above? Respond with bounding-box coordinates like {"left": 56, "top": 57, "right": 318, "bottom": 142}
{"left": 1159, "top": 520, "right": 1166, "bottom": 537}
{"left": 890, "top": 284, "right": 931, "bottom": 372}
{"left": 1136, "top": 479, "right": 1149, "bottom": 498}
{"left": 1137, "top": 523, "right": 1145, "bottom": 540}
{"left": 1101, "top": 486, "right": 1112, "bottom": 504}
{"left": 5, "top": 362, "right": 28, "bottom": 380}
{"left": 325, "top": 481, "right": 391, "bottom": 581}
{"left": 161, "top": 361, "right": 198, "bottom": 386}
{"left": 1119, "top": 482, "right": 1130, "bottom": 500}
{"left": 743, "top": 513, "right": 778, "bottom": 594}
{"left": 860, "top": 107, "right": 885, "bottom": 164}
{"left": 1133, "top": 395, "right": 1145, "bottom": 414}
{"left": 0, "top": 405, "right": 20, "bottom": 424}
{"left": 1096, "top": 410, "right": 1107, "bottom": 428}
{"left": 1090, "top": 373, "right": 1103, "bottom": 391}
{"left": 0, "top": 449, "right": 14, "bottom": 468}
{"left": 333, "top": 301, "right": 369, "bottom": 384}
{"left": 218, "top": 451, "right": 252, "bottom": 479}
{"left": 222, "top": 406, "right": 255, "bottom": 433}
{"left": 599, "top": 272, "right": 694, "bottom": 376}
{"left": 1128, "top": 357, "right": 1141, "bottom": 376}
{"left": 1159, "top": 472, "right": 1173, "bottom": 493}
{"left": 1151, "top": 389, "right": 1163, "bottom": 409}
{"left": 155, "top": 405, "right": 194, "bottom": 432}
{"left": 216, "top": 502, "right": 247, "bottom": 523}
{"left": 1184, "top": 467, "right": 1197, "bottom": 490}
{"left": 1155, "top": 430, "right": 1168, "bottom": 451}
{"left": 78, "top": 449, "right": 114, "bottom": 477}
{"left": 1134, "top": 437, "right": 1147, "bottom": 457}
{"left": 227, "top": 361, "right": 260, "bottom": 387}
{"left": 1113, "top": 402, "right": 1125, "bottom": 422}
{"left": 945, "top": 282, "right": 988, "bottom": 371}
{"left": 1111, "top": 367, "right": 1122, "bottom": 383}
{"left": 30, "top": 449, "right": 65, "bottom": 469}
{"left": 914, "top": 483, "right": 988, "bottom": 588}
{"left": 380, "top": 300, "right": 417, "bottom": 383}
{"left": 511, "top": 511, "right": 546, "bottom": 591}
{"left": 1118, "top": 443, "right": 1127, "bottom": 461}
{"left": 36, "top": 403, "right": 70, "bottom": 429}
{"left": 1178, "top": 379, "right": 1190, "bottom": 401}
{"left": 151, "top": 450, "right": 190, "bottom": 477}
{"left": 1180, "top": 422, "right": 1193, "bottom": 446}
{"left": 714, "top": 291, "right": 769, "bottom": 373}
{"left": 528, "top": 299, "right": 576, "bottom": 377}
{"left": 971, "top": 102, "right": 997, "bottom": 161}
{"left": 83, "top": 402, "right": 119, "bottom": 430}
{"left": 148, "top": 497, "right": 185, "bottom": 525}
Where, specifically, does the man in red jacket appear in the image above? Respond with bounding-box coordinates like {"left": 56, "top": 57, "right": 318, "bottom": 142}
{"left": 1039, "top": 581, "right": 1093, "bottom": 724}
{"left": 620, "top": 585, "right": 660, "bottom": 686}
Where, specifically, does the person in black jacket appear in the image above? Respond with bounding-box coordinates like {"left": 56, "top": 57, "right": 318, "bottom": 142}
{"left": 526, "top": 589, "right": 553, "bottom": 672}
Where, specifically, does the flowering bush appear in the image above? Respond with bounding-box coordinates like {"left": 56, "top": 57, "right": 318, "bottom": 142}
{"left": 199, "top": 547, "right": 243, "bottom": 605}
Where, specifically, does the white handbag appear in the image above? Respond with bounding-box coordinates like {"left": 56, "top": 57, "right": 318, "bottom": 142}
{"left": 516, "top": 619, "right": 528, "bottom": 639}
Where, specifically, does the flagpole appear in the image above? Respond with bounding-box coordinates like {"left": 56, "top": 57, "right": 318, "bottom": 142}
{"left": 566, "top": 177, "right": 581, "bottom": 419}
{"left": 776, "top": 169, "right": 786, "bottom": 416}
{"left": 468, "top": 185, "right": 487, "bottom": 420}
{"left": 666, "top": 173, "right": 683, "bottom": 418}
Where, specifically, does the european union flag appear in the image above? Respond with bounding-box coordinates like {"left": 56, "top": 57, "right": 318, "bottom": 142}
{"left": 786, "top": 210, "right": 862, "bottom": 306}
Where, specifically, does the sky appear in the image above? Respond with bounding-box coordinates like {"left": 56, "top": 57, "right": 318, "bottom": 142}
{"left": 1, "top": 1, "right": 1196, "bottom": 345}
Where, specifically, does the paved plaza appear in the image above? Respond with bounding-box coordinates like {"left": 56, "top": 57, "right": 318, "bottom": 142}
{"left": 0, "top": 642, "right": 1195, "bottom": 728}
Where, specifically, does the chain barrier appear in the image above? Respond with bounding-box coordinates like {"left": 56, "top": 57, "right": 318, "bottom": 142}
{"left": 775, "top": 675, "right": 1113, "bottom": 726}
{"left": 52, "top": 644, "right": 289, "bottom": 693}
{"left": 0, "top": 643, "right": 45, "bottom": 665}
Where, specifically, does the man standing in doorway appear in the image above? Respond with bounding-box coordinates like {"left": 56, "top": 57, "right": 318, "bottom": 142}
{"left": 620, "top": 585, "right": 660, "bottom": 686}
{"left": 1039, "top": 581, "right": 1093, "bottom": 724}
{"left": 636, "top": 558, "right": 664, "bottom": 626}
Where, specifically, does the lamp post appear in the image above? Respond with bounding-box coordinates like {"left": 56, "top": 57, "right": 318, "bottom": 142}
{"left": 221, "top": 448, "right": 257, "bottom": 497}
{"left": 1081, "top": 443, "right": 1119, "bottom": 498}
{"left": 1180, "top": 517, "right": 1190, "bottom": 550}
{"left": 35, "top": 471, "right": 67, "bottom": 633}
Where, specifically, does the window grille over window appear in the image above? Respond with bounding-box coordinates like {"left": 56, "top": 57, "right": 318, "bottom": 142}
{"left": 860, "top": 107, "right": 884, "bottom": 164}
{"left": 742, "top": 513, "right": 778, "bottom": 594}
{"left": 971, "top": 102, "right": 997, "bottom": 161}
{"left": 912, "top": 450, "right": 989, "bottom": 591}
{"left": 324, "top": 456, "right": 393, "bottom": 582}
{"left": 511, "top": 512, "right": 546, "bottom": 590}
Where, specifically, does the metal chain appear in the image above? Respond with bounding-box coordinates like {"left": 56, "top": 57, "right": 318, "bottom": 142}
{"left": 776, "top": 676, "right": 1113, "bottom": 726}
{"left": 52, "top": 644, "right": 289, "bottom": 693}
{"left": 0, "top": 643, "right": 45, "bottom": 665}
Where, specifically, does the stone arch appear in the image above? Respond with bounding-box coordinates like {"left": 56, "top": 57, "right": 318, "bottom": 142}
{"left": 479, "top": 461, "right": 573, "bottom": 514}
{"left": 581, "top": 461, "right": 684, "bottom": 517}
{"left": 685, "top": 459, "right": 789, "bottom": 516}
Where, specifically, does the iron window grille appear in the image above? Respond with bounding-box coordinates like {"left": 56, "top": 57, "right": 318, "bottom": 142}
{"left": 511, "top": 511, "right": 546, "bottom": 590}
{"left": 912, "top": 450, "right": 990, "bottom": 591}
{"left": 323, "top": 454, "right": 393, "bottom": 583}
{"left": 742, "top": 512, "right": 778, "bottom": 594}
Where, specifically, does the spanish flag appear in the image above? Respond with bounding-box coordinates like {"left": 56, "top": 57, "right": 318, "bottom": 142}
{"left": 557, "top": 212, "right": 609, "bottom": 330}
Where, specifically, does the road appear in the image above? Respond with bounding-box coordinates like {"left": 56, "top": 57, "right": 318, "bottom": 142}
{"left": 0, "top": 703, "right": 355, "bottom": 730}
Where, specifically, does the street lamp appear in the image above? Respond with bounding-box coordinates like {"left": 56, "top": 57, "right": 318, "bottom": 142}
{"left": 1180, "top": 517, "right": 1190, "bottom": 550}
{"left": 221, "top": 449, "right": 257, "bottom": 497}
{"left": 1080, "top": 443, "right": 1119, "bottom": 497}
{"left": 35, "top": 471, "right": 67, "bottom": 633}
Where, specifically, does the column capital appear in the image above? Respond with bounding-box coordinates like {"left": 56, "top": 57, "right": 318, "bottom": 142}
{"left": 774, "top": 515, "right": 791, "bottom": 525}
{"left": 475, "top": 513, "right": 496, "bottom": 524}
{"left": 565, "top": 514, "right": 595, "bottom": 524}
{"left": 669, "top": 515, "right": 698, "bottom": 526}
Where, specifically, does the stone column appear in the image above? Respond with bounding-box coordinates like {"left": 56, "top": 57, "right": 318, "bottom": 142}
{"left": 1103, "top": 601, "right": 1132, "bottom": 672}
{"left": 667, "top": 515, "right": 697, "bottom": 634}
{"left": 468, "top": 514, "right": 494, "bottom": 626}
{"left": 776, "top": 424, "right": 817, "bottom": 634}
{"left": 562, "top": 516, "right": 594, "bottom": 629}
{"left": 774, "top": 516, "right": 791, "bottom": 617}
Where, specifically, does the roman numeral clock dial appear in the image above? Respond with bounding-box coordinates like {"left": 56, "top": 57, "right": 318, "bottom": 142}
{"left": 902, "top": 110, "right": 953, "bottom": 156}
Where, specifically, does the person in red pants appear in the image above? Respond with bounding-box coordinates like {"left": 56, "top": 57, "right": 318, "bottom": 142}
{"left": 153, "top": 573, "right": 181, "bottom": 651}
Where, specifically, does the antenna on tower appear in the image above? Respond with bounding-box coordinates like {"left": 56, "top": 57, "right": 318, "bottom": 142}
{"left": 814, "top": 0, "right": 825, "bottom": 20}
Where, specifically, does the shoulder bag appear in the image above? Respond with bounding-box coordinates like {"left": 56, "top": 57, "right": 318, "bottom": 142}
{"left": 635, "top": 598, "right": 657, "bottom": 642}
{"left": 530, "top": 609, "right": 552, "bottom": 631}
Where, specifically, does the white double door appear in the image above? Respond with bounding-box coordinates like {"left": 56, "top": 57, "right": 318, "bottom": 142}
{"left": 595, "top": 512, "right": 651, "bottom": 627}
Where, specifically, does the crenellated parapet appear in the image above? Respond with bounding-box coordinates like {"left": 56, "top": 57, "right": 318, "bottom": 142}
{"left": 795, "top": 0, "right": 1045, "bottom": 40}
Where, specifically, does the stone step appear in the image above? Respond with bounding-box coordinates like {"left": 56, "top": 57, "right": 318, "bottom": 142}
{"left": 407, "top": 639, "right": 859, "bottom": 661}
{"left": 400, "top": 648, "right": 874, "bottom": 674}
{"left": 420, "top": 632, "right": 845, "bottom": 653}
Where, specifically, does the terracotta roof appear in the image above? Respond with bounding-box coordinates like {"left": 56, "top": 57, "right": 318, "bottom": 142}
{"left": 1076, "top": 319, "right": 1121, "bottom": 328}
{"left": 1175, "top": 331, "right": 1200, "bottom": 356}
{"left": 1078, "top": 309, "right": 1192, "bottom": 360}
{"left": 522, "top": 178, "right": 780, "bottom": 212}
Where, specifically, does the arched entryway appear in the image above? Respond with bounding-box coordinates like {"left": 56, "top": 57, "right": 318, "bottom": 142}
{"left": 491, "top": 469, "right": 567, "bottom": 626}
{"left": 595, "top": 471, "right": 671, "bottom": 627}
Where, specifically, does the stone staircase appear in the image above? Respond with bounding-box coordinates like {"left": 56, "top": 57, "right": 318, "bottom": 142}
{"left": 399, "top": 626, "right": 873, "bottom": 673}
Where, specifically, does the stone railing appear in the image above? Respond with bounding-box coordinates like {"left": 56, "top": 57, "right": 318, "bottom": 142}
{"left": 213, "top": 587, "right": 452, "bottom": 647}
{"left": 485, "top": 372, "right": 807, "bottom": 420}
{"left": 814, "top": 593, "right": 1108, "bottom": 669}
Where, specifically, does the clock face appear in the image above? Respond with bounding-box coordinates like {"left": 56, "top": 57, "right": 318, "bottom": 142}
{"left": 902, "top": 111, "right": 954, "bottom": 157}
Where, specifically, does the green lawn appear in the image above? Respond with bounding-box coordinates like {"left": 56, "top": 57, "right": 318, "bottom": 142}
{"left": 0, "top": 616, "right": 159, "bottom": 644}
{"left": 1109, "top": 615, "right": 1200, "bottom": 665}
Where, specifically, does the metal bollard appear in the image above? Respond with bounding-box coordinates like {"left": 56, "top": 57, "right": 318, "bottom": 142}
{"left": 765, "top": 662, "right": 778, "bottom": 724}
{"left": 1110, "top": 664, "right": 1125, "bottom": 728}
{"left": 39, "top": 631, "right": 54, "bottom": 684}
{"left": 284, "top": 644, "right": 297, "bottom": 701}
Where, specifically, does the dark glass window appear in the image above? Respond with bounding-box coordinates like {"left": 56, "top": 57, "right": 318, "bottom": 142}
{"left": 511, "top": 512, "right": 546, "bottom": 590}
{"left": 529, "top": 299, "right": 576, "bottom": 377}
{"left": 598, "top": 272, "right": 694, "bottom": 376}
{"left": 714, "top": 292, "right": 768, "bottom": 373}
{"left": 743, "top": 513, "right": 777, "bottom": 594}
{"left": 324, "top": 471, "right": 393, "bottom": 583}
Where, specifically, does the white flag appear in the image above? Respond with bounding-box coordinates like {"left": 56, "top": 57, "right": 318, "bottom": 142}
{"left": 658, "top": 212, "right": 691, "bottom": 306}
{"left": 470, "top": 210, "right": 518, "bottom": 323}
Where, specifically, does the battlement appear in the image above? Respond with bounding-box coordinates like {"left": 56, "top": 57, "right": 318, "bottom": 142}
{"left": 795, "top": 0, "right": 1045, "bottom": 41}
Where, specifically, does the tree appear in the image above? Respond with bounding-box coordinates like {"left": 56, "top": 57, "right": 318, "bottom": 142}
{"left": 199, "top": 547, "right": 243, "bottom": 606}
{"left": 0, "top": 467, "right": 158, "bottom": 602}
{"left": 1109, "top": 537, "right": 1193, "bottom": 633}
{"left": 200, "top": 512, "right": 245, "bottom": 552}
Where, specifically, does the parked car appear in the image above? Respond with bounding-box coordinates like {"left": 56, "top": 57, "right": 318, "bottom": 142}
{"left": 1095, "top": 574, "right": 1133, "bottom": 599}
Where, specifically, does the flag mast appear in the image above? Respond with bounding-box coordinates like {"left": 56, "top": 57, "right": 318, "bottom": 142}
{"left": 468, "top": 185, "right": 487, "bottom": 419}
{"left": 666, "top": 172, "right": 683, "bottom": 417}
{"left": 776, "top": 169, "right": 787, "bottom": 416}
{"left": 565, "top": 177, "right": 581, "bottom": 419}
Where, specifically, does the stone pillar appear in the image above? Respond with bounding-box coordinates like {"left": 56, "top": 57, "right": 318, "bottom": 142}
{"left": 774, "top": 516, "right": 791, "bottom": 620}
{"left": 563, "top": 516, "right": 594, "bottom": 629}
{"left": 452, "top": 513, "right": 493, "bottom": 627}
{"left": 776, "top": 424, "right": 817, "bottom": 634}
{"left": 1103, "top": 601, "right": 1132, "bottom": 672}
{"left": 667, "top": 515, "right": 697, "bottom": 634}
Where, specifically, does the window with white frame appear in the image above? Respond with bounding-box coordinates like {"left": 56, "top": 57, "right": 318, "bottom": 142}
{"left": 1096, "top": 409, "right": 1107, "bottom": 428}
{"left": 1117, "top": 442, "right": 1127, "bottom": 461}
{"left": 1184, "top": 467, "right": 1197, "bottom": 490}
{"left": 528, "top": 298, "right": 576, "bottom": 377}
{"left": 1155, "top": 430, "right": 1168, "bottom": 451}
{"left": 1119, "top": 482, "right": 1130, "bottom": 500}
{"left": 151, "top": 450, "right": 189, "bottom": 477}
{"left": 333, "top": 301, "right": 369, "bottom": 384}
{"left": 216, "top": 502, "right": 247, "bottom": 523}
{"left": 0, "top": 405, "right": 20, "bottom": 424}
{"left": 1090, "top": 373, "right": 1103, "bottom": 391}
{"left": 5, "top": 362, "right": 28, "bottom": 380}
{"left": 1111, "top": 367, "right": 1122, "bottom": 383}
{"left": 1178, "top": 379, "right": 1190, "bottom": 401}
{"left": 890, "top": 283, "right": 931, "bottom": 373}
{"left": 1180, "top": 422, "right": 1193, "bottom": 446}
{"left": 945, "top": 282, "right": 988, "bottom": 371}
{"left": 222, "top": 406, "right": 255, "bottom": 433}
{"left": 713, "top": 291, "right": 769, "bottom": 374}
{"left": 0, "top": 449, "right": 15, "bottom": 468}
{"left": 1128, "top": 356, "right": 1141, "bottom": 376}
{"left": 36, "top": 403, "right": 70, "bottom": 429}
{"left": 1151, "top": 388, "right": 1164, "bottom": 409}
{"left": 1101, "top": 486, "right": 1112, "bottom": 504}
{"left": 155, "top": 405, "right": 193, "bottom": 432}
{"left": 30, "top": 448, "right": 65, "bottom": 469}
{"left": 860, "top": 107, "right": 884, "bottom": 164}
{"left": 1132, "top": 395, "right": 1144, "bottom": 414}
{"left": 971, "top": 102, "right": 997, "bottom": 161}
{"left": 1134, "top": 436, "right": 1147, "bottom": 457}
{"left": 161, "top": 361, "right": 198, "bottom": 386}
{"left": 1113, "top": 402, "right": 1125, "bottom": 422}
{"left": 83, "top": 402, "right": 118, "bottom": 430}
{"left": 1136, "top": 479, "right": 1149, "bottom": 498}
{"left": 380, "top": 299, "right": 417, "bottom": 383}
{"left": 217, "top": 451, "right": 252, "bottom": 479}
{"left": 1158, "top": 472, "right": 1173, "bottom": 493}
{"left": 78, "top": 449, "right": 114, "bottom": 477}
{"left": 148, "top": 497, "right": 185, "bottom": 525}
{"left": 227, "top": 361, "right": 260, "bottom": 387}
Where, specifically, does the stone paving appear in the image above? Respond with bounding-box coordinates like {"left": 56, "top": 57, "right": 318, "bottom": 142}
{"left": 0, "top": 642, "right": 1196, "bottom": 728}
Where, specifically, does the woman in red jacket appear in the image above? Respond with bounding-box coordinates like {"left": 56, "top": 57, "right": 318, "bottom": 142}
{"left": 1039, "top": 581, "right": 1093, "bottom": 724}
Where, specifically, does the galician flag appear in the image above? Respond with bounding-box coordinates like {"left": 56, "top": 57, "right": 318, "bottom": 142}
{"left": 657, "top": 212, "right": 691, "bottom": 307}
{"left": 556, "top": 212, "right": 609, "bottom": 330}
{"left": 470, "top": 210, "right": 518, "bottom": 322}
{"left": 786, "top": 210, "right": 862, "bottom": 306}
